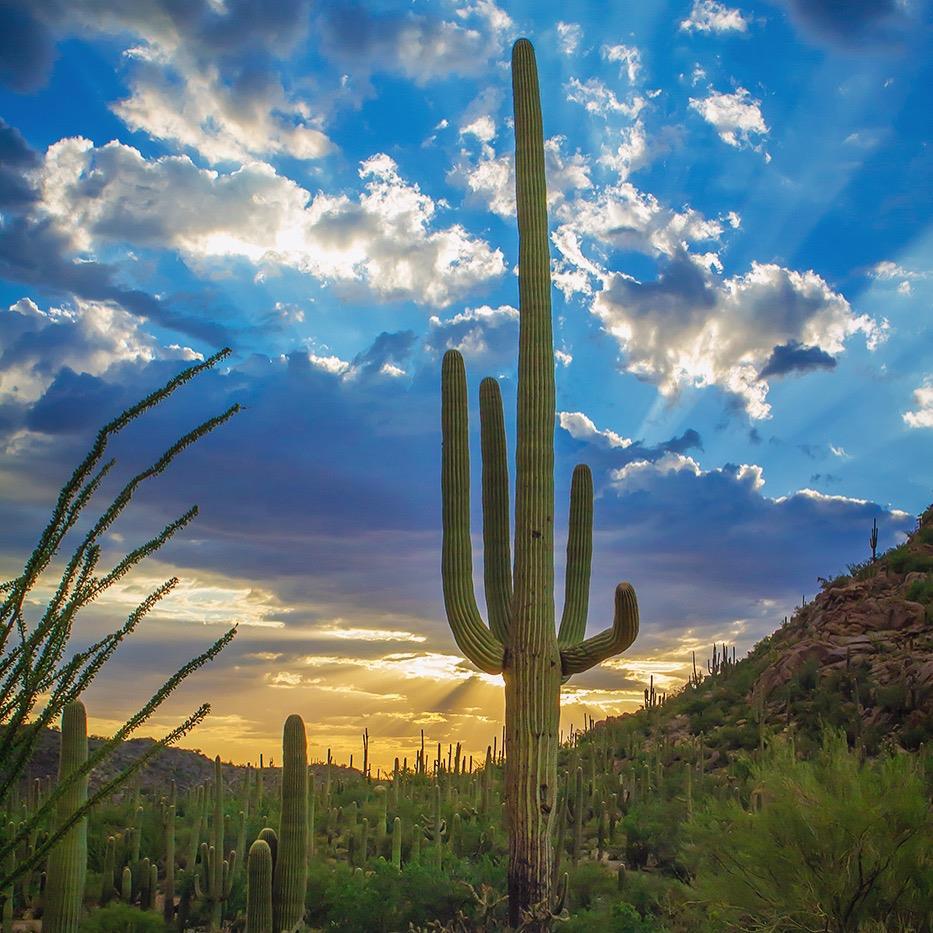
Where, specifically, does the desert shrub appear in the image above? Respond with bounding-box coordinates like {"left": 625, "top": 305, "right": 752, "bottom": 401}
{"left": 563, "top": 899, "right": 664, "bottom": 932}
{"left": 622, "top": 800, "right": 683, "bottom": 875}
{"left": 78, "top": 902, "right": 167, "bottom": 933}
{"left": 684, "top": 728, "right": 932, "bottom": 932}
{"left": 306, "top": 856, "right": 503, "bottom": 932}
{"left": 885, "top": 544, "right": 933, "bottom": 575}
{"left": 566, "top": 860, "right": 616, "bottom": 910}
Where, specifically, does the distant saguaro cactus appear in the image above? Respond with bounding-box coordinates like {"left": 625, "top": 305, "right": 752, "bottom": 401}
{"left": 272, "top": 715, "right": 307, "bottom": 933}
{"left": 870, "top": 517, "right": 879, "bottom": 562}
{"left": 439, "top": 38, "right": 640, "bottom": 926}
{"left": 43, "top": 702, "right": 88, "bottom": 933}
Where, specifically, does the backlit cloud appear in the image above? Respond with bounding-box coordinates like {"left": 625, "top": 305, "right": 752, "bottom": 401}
{"left": 37, "top": 139, "right": 504, "bottom": 307}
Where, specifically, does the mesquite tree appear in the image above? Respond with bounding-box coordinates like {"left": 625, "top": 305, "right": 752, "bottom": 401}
{"left": 440, "top": 39, "right": 640, "bottom": 928}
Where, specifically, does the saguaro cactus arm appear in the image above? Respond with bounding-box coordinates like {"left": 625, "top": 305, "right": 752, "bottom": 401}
{"left": 441, "top": 351, "right": 506, "bottom": 675}
{"left": 559, "top": 583, "right": 639, "bottom": 676}
{"left": 557, "top": 464, "right": 593, "bottom": 647}
{"left": 480, "top": 377, "right": 512, "bottom": 643}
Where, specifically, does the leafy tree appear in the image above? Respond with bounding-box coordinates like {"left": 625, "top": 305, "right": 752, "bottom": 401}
{"left": 0, "top": 350, "right": 239, "bottom": 893}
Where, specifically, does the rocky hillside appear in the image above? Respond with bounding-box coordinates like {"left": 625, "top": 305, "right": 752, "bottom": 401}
{"left": 756, "top": 505, "right": 932, "bottom": 744}
{"left": 594, "top": 503, "right": 932, "bottom": 760}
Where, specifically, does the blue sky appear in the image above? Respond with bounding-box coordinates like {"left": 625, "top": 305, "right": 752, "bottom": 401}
{"left": 0, "top": 0, "right": 930, "bottom": 767}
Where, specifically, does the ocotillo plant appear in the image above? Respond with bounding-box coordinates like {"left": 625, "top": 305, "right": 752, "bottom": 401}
{"left": 42, "top": 702, "right": 88, "bottom": 933}
{"left": 272, "top": 715, "right": 307, "bottom": 933}
{"left": 439, "top": 38, "right": 640, "bottom": 926}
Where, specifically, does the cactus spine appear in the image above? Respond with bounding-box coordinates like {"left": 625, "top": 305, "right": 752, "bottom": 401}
{"left": 43, "top": 702, "right": 88, "bottom": 933}
{"left": 439, "top": 38, "right": 639, "bottom": 927}
{"left": 272, "top": 715, "right": 307, "bottom": 933}
{"left": 245, "top": 840, "right": 273, "bottom": 933}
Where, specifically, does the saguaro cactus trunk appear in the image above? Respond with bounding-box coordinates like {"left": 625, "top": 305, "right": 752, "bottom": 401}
{"left": 440, "top": 38, "right": 640, "bottom": 930}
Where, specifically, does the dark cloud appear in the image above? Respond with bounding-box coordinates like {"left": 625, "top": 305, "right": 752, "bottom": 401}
{"left": 350, "top": 330, "right": 417, "bottom": 379}
{"left": 0, "top": 0, "right": 313, "bottom": 91}
{"left": 26, "top": 368, "right": 126, "bottom": 434}
{"left": 315, "top": 0, "right": 502, "bottom": 87}
{"left": 0, "top": 217, "right": 231, "bottom": 345}
{"left": 777, "top": 0, "right": 922, "bottom": 46}
{"left": 0, "top": 119, "right": 39, "bottom": 208}
{"left": 759, "top": 340, "right": 837, "bottom": 378}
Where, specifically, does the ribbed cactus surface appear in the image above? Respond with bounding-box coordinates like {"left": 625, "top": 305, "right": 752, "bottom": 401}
{"left": 439, "top": 38, "right": 640, "bottom": 927}
{"left": 246, "top": 839, "right": 273, "bottom": 933}
{"left": 272, "top": 714, "right": 307, "bottom": 933}
{"left": 43, "top": 702, "right": 88, "bottom": 933}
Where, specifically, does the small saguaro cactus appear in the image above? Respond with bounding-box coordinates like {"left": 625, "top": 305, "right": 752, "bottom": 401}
{"left": 391, "top": 817, "right": 402, "bottom": 870}
{"left": 43, "top": 702, "right": 89, "bottom": 933}
{"left": 245, "top": 840, "right": 273, "bottom": 933}
{"left": 272, "top": 715, "right": 307, "bottom": 933}
{"left": 439, "top": 38, "right": 640, "bottom": 926}
{"left": 870, "top": 517, "right": 879, "bottom": 561}
{"left": 195, "top": 757, "right": 235, "bottom": 932}
{"left": 162, "top": 799, "right": 176, "bottom": 922}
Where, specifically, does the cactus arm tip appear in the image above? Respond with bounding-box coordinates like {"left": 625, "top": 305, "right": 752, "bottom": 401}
{"left": 559, "top": 582, "right": 638, "bottom": 677}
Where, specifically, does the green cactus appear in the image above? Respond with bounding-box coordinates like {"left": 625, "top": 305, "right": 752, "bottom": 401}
{"left": 162, "top": 801, "right": 176, "bottom": 922}
{"left": 439, "top": 38, "right": 639, "bottom": 925}
{"left": 257, "top": 828, "right": 278, "bottom": 874}
{"left": 101, "top": 835, "right": 116, "bottom": 905}
{"left": 120, "top": 866, "right": 132, "bottom": 903}
{"left": 272, "top": 715, "right": 307, "bottom": 933}
{"left": 245, "top": 840, "right": 273, "bottom": 933}
{"left": 43, "top": 702, "right": 89, "bottom": 933}
{"left": 139, "top": 857, "right": 152, "bottom": 910}
{"left": 391, "top": 817, "right": 402, "bottom": 870}
{"left": 194, "top": 757, "right": 235, "bottom": 932}
{"left": 420, "top": 785, "right": 446, "bottom": 870}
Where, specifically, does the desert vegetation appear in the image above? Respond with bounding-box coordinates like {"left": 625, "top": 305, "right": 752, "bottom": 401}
{"left": 2, "top": 34, "right": 930, "bottom": 933}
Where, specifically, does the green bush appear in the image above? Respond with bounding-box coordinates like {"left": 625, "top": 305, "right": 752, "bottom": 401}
{"left": 684, "top": 728, "right": 932, "bottom": 931}
{"left": 77, "top": 902, "right": 168, "bottom": 933}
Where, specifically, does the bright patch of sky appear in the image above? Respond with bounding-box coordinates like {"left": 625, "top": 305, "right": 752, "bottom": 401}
{"left": 0, "top": 0, "right": 929, "bottom": 766}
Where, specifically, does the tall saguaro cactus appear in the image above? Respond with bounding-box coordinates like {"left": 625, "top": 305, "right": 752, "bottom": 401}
{"left": 43, "top": 702, "right": 88, "bottom": 933}
{"left": 272, "top": 715, "right": 307, "bottom": 933}
{"left": 440, "top": 38, "right": 639, "bottom": 928}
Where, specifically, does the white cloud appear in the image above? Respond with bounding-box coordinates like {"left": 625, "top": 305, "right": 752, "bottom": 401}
{"left": 680, "top": 0, "right": 750, "bottom": 33}
{"left": 559, "top": 411, "right": 633, "bottom": 448}
{"left": 555, "top": 349, "right": 573, "bottom": 367}
{"left": 425, "top": 304, "right": 518, "bottom": 361}
{"left": 598, "top": 121, "right": 651, "bottom": 181}
{"left": 557, "top": 22, "right": 583, "bottom": 55}
{"left": 868, "top": 260, "right": 929, "bottom": 296}
{"left": 38, "top": 138, "right": 504, "bottom": 307}
{"left": 460, "top": 115, "right": 497, "bottom": 143}
{"left": 0, "top": 296, "right": 192, "bottom": 404}
{"left": 552, "top": 181, "right": 727, "bottom": 267}
{"left": 566, "top": 77, "right": 645, "bottom": 120}
{"left": 903, "top": 377, "right": 933, "bottom": 429}
{"left": 591, "top": 257, "right": 886, "bottom": 419}
{"left": 689, "top": 87, "right": 769, "bottom": 152}
{"left": 113, "top": 59, "right": 333, "bottom": 165}
{"left": 611, "top": 452, "right": 764, "bottom": 492}
{"left": 602, "top": 44, "right": 642, "bottom": 84}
